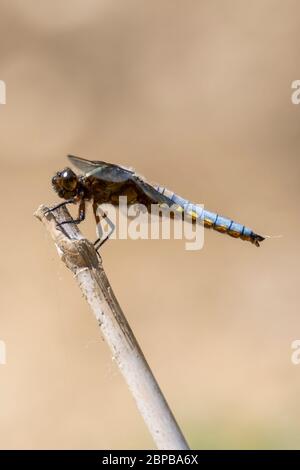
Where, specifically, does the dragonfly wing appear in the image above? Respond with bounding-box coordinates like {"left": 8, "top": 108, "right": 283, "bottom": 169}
{"left": 68, "top": 155, "right": 105, "bottom": 173}
{"left": 68, "top": 155, "right": 134, "bottom": 183}
{"left": 131, "top": 174, "right": 179, "bottom": 206}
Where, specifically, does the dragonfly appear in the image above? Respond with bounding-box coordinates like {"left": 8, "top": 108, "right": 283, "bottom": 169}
{"left": 50, "top": 155, "right": 265, "bottom": 248}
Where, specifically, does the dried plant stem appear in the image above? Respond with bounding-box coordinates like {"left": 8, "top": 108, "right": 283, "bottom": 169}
{"left": 35, "top": 204, "right": 189, "bottom": 450}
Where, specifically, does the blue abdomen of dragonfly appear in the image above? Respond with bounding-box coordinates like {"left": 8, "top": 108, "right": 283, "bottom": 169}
{"left": 153, "top": 185, "right": 264, "bottom": 247}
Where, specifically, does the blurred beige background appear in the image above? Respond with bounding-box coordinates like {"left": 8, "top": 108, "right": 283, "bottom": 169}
{"left": 0, "top": 0, "right": 300, "bottom": 449}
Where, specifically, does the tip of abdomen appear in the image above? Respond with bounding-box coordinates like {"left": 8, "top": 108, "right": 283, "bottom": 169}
{"left": 252, "top": 233, "right": 265, "bottom": 247}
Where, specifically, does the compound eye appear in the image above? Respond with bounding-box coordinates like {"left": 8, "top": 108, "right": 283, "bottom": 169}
{"left": 61, "top": 168, "right": 77, "bottom": 191}
{"left": 52, "top": 175, "right": 58, "bottom": 186}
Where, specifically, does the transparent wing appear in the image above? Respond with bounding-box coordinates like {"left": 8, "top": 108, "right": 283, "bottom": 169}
{"left": 68, "top": 155, "right": 176, "bottom": 205}
{"left": 68, "top": 155, "right": 134, "bottom": 183}
{"left": 131, "top": 175, "right": 179, "bottom": 206}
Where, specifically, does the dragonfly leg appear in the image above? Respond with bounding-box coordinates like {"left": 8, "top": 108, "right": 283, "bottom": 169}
{"left": 93, "top": 203, "right": 115, "bottom": 252}
{"left": 94, "top": 227, "right": 114, "bottom": 251}
{"left": 94, "top": 221, "right": 115, "bottom": 250}
{"left": 56, "top": 199, "right": 86, "bottom": 227}
{"left": 45, "top": 198, "right": 77, "bottom": 215}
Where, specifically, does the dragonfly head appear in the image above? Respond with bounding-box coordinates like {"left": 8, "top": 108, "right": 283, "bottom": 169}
{"left": 52, "top": 167, "right": 79, "bottom": 199}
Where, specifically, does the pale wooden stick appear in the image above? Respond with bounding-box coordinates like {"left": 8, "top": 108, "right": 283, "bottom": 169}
{"left": 35, "top": 204, "right": 189, "bottom": 450}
